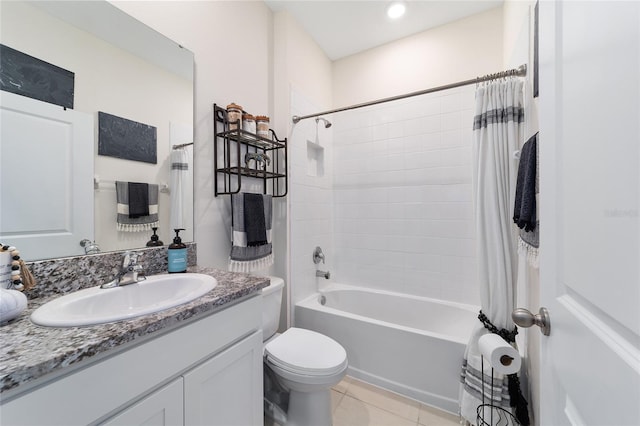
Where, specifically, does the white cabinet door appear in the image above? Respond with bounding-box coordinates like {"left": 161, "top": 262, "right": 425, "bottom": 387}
{"left": 183, "top": 331, "right": 263, "bottom": 426}
{"left": 539, "top": 1, "right": 640, "bottom": 425}
{"left": 0, "top": 91, "right": 94, "bottom": 261}
{"left": 101, "top": 378, "right": 184, "bottom": 426}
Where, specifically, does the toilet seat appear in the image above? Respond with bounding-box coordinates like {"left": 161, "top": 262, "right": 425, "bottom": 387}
{"left": 264, "top": 328, "right": 347, "bottom": 377}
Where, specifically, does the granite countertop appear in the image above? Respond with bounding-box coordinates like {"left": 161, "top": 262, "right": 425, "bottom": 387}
{"left": 0, "top": 266, "right": 269, "bottom": 396}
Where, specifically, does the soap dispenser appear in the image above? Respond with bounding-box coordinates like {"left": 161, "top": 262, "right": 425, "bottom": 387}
{"left": 168, "top": 229, "right": 187, "bottom": 273}
{"left": 146, "top": 227, "right": 164, "bottom": 247}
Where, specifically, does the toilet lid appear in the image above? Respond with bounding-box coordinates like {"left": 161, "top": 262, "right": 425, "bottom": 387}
{"left": 264, "top": 328, "right": 347, "bottom": 376}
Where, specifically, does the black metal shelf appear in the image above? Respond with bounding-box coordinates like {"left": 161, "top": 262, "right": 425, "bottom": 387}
{"left": 213, "top": 103, "right": 288, "bottom": 197}
{"left": 217, "top": 166, "right": 286, "bottom": 179}
{"left": 216, "top": 129, "right": 286, "bottom": 150}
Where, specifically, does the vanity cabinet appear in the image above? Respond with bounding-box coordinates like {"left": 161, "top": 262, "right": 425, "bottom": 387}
{"left": 102, "top": 378, "right": 184, "bottom": 426}
{"left": 183, "top": 331, "right": 263, "bottom": 425}
{"left": 1, "top": 296, "right": 263, "bottom": 426}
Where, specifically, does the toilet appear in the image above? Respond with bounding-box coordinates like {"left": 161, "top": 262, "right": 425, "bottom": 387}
{"left": 262, "top": 276, "right": 348, "bottom": 426}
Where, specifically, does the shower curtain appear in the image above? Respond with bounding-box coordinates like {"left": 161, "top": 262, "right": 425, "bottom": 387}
{"left": 459, "top": 78, "right": 528, "bottom": 425}
{"left": 170, "top": 147, "right": 191, "bottom": 230}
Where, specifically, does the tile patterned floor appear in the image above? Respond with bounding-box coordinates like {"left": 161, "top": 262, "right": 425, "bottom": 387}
{"left": 331, "top": 376, "right": 460, "bottom": 426}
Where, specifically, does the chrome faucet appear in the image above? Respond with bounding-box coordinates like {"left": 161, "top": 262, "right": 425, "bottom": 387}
{"left": 316, "top": 270, "right": 330, "bottom": 280}
{"left": 101, "top": 251, "right": 146, "bottom": 289}
{"left": 80, "top": 239, "right": 101, "bottom": 255}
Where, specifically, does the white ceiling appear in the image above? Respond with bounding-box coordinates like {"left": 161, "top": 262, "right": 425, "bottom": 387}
{"left": 264, "top": 0, "right": 503, "bottom": 61}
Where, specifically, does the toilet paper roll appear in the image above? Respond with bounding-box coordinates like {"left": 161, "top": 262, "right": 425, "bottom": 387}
{"left": 478, "top": 333, "right": 521, "bottom": 375}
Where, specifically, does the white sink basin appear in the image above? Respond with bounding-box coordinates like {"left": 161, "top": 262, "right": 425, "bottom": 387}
{"left": 31, "top": 273, "right": 217, "bottom": 327}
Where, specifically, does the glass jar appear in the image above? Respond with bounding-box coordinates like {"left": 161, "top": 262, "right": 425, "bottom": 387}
{"left": 256, "top": 115, "right": 270, "bottom": 139}
{"left": 242, "top": 113, "right": 256, "bottom": 136}
{"left": 226, "top": 103, "right": 242, "bottom": 130}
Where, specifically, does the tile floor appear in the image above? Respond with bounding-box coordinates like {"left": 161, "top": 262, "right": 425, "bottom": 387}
{"left": 268, "top": 375, "right": 461, "bottom": 426}
{"left": 331, "top": 376, "right": 460, "bottom": 426}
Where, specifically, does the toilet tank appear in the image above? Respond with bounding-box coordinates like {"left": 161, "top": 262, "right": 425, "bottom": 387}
{"left": 261, "top": 276, "right": 284, "bottom": 341}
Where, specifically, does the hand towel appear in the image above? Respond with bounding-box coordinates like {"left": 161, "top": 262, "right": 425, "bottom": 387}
{"left": 229, "top": 192, "right": 273, "bottom": 272}
{"left": 244, "top": 193, "right": 267, "bottom": 246}
{"left": 513, "top": 133, "right": 537, "bottom": 232}
{"left": 128, "top": 182, "right": 149, "bottom": 218}
{"left": 116, "top": 181, "right": 159, "bottom": 232}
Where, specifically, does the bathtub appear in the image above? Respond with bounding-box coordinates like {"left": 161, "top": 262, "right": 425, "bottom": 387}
{"left": 295, "top": 284, "right": 478, "bottom": 414}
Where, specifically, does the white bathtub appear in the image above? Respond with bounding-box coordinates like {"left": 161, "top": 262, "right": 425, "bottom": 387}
{"left": 295, "top": 284, "right": 478, "bottom": 414}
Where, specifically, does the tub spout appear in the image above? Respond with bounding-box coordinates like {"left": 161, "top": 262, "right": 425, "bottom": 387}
{"left": 316, "top": 270, "right": 330, "bottom": 280}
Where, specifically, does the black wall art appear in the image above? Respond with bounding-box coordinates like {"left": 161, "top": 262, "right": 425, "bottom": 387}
{"left": 0, "top": 44, "right": 75, "bottom": 109}
{"left": 98, "top": 112, "right": 157, "bottom": 164}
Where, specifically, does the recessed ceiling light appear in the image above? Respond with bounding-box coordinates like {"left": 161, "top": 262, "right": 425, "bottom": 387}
{"left": 387, "top": 2, "right": 406, "bottom": 19}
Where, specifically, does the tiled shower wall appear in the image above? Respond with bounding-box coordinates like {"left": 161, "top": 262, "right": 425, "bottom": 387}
{"left": 289, "top": 89, "right": 334, "bottom": 312}
{"left": 332, "top": 86, "right": 479, "bottom": 305}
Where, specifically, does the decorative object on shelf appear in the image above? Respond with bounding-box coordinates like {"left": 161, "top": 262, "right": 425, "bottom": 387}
{"left": 0, "top": 243, "right": 35, "bottom": 291}
{"left": 0, "top": 288, "right": 28, "bottom": 324}
{"left": 115, "top": 181, "right": 160, "bottom": 232}
{"left": 256, "top": 115, "right": 270, "bottom": 138}
{"left": 244, "top": 152, "right": 270, "bottom": 168}
{"left": 213, "top": 103, "right": 288, "bottom": 197}
{"left": 242, "top": 113, "right": 256, "bottom": 137}
{"left": 226, "top": 103, "right": 243, "bottom": 130}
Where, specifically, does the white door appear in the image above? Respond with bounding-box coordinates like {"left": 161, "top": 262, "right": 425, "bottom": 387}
{"left": 538, "top": 1, "right": 640, "bottom": 425}
{"left": 0, "top": 91, "right": 94, "bottom": 261}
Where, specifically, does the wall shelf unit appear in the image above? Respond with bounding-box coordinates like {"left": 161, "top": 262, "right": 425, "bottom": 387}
{"left": 213, "top": 104, "right": 287, "bottom": 197}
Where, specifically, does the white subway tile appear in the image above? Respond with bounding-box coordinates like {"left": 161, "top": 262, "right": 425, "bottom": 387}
{"left": 440, "top": 93, "right": 462, "bottom": 113}
{"left": 423, "top": 115, "right": 442, "bottom": 134}
{"left": 441, "top": 111, "right": 463, "bottom": 131}
{"left": 440, "top": 184, "right": 472, "bottom": 202}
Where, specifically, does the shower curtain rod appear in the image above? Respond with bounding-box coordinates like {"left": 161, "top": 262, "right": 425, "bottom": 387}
{"left": 172, "top": 142, "right": 194, "bottom": 149}
{"left": 292, "top": 64, "right": 527, "bottom": 124}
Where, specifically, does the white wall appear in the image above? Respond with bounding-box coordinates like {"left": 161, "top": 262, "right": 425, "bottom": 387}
{"left": 333, "top": 7, "right": 503, "bottom": 107}
{"left": 503, "top": 1, "right": 539, "bottom": 424}
{"left": 272, "top": 11, "right": 333, "bottom": 325}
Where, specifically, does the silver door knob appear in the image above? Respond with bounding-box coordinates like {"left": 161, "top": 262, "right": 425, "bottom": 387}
{"left": 512, "top": 307, "right": 551, "bottom": 336}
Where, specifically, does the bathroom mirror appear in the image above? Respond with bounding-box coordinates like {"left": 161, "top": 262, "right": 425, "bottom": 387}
{"left": 0, "top": 0, "right": 194, "bottom": 261}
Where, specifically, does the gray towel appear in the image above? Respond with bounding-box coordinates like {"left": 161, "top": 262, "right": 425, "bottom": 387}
{"left": 514, "top": 133, "right": 537, "bottom": 231}
{"left": 229, "top": 192, "right": 273, "bottom": 272}
{"left": 116, "top": 181, "right": 159, "bottom": 232}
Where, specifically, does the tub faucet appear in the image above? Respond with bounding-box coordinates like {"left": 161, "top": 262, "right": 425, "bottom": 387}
{"left": 101, "top": 251, "right": 146, "bottom": 289}
{"left": 316, "top": 270, "right": 330, "bottom": 280}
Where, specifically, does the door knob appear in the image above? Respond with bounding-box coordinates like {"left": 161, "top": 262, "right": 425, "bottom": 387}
{"left": 512, "top": 307, "right": 551, "bottom": 336}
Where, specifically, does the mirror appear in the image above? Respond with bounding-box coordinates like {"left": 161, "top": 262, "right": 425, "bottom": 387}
{"left": 0, "top": 1, "right": 194, "bottom": 261}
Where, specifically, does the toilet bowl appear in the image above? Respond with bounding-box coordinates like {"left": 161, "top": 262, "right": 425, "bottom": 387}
{"left": 262, "top": 277, "right": 348, "bottom": 426}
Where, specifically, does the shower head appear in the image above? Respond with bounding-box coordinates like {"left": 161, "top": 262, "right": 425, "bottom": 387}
{"left": 315, "top": 117, "right": 332, "bottom": 128}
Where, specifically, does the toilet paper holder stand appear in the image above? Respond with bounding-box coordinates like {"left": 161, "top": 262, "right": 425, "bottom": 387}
{"left": 476, "top": 356, "right": 521, "bottom": 426}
